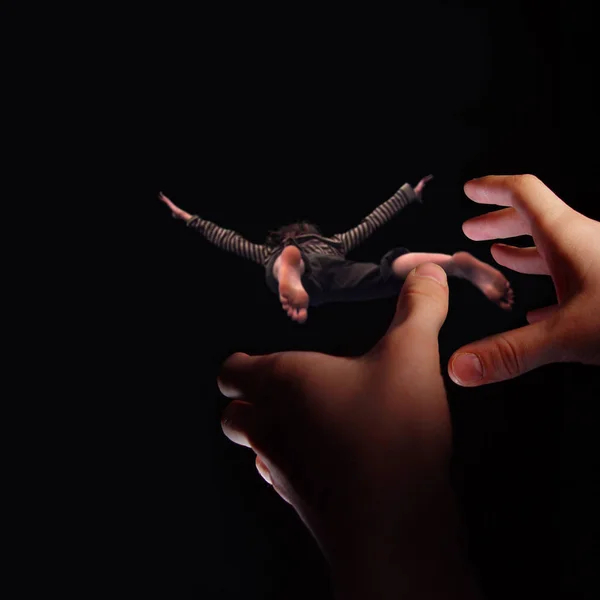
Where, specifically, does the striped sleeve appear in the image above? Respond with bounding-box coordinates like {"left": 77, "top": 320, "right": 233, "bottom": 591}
{"left": 333, "top": 183, "right": 419, "bottom": 254}
{"left": 186, "top": 216, "right": 266, "bottom": 265}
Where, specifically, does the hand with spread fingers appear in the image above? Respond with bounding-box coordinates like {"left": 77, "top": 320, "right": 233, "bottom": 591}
{"left": 449, "top": 174, "right": 600, "bottom": 387}
{"left": 217, "top": 264, "right": 481, "bottom": 600}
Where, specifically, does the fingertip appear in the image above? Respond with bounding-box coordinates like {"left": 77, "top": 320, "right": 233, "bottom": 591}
{"left": 464, "top": 177, "right": 492, "bottom": 203}
{"left": 448, "top": 352, "right": 484, "bottom": 387}
{"left": 221, "top": 400, "right": 257, "bottom": 448}
{"left": 461, "top": 219, "right": 479, "bottom": 240}
{"left": 449, "top": 324, "right": 553, "bottom": 388}
{"left": 391, "top": 262, "right": 449, "bottom": 335}
{"left": 217, "top": 352, "right": 252, "bottom": 397}
{"left": 255, "top": 455, "right": 273, "bottom": 484}
{"left": 463, "top": 179, "right": 478, "bottom": 194}
{"left": 216, "top": 375, "right": 241, "bottom": 398}
{"left": 221, "top": 351, "right": 251, "bottom": 371}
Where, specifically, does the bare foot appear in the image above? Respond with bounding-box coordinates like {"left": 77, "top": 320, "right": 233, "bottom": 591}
{"left": 452, "top": 251, "right": 515, "bottom": 310}
{"left": 278, "top": 246, "right": 310, "bottom": 323}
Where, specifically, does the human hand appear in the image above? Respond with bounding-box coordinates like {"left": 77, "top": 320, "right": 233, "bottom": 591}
{"left": 218, "top": 264, "right": 479, "bottom": 598}
{"left": 414, "top": 174, "right": 434, "bottom": 197}
{"left": 158, "top": 191, "right": 192, "bottom": 221}
{"left": 449, "top": 174, "right": 600, "bottom": 387}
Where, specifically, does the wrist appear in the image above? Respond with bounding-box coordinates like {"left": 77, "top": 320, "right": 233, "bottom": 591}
{"left": 332, "top": 548, "right": 481, "bottom": 600}
{"left": 328, "top": 487, "right": 481, "bottom": 600}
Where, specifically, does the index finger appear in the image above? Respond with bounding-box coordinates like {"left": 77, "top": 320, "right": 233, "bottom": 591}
{"left": 464, "top": 174, "right": 570, "bottom": 229}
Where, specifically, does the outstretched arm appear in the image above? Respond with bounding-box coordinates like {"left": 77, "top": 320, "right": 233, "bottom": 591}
{"left": 159, "top": 192, "right": 266, "bottom": 265}
{"left": 334, "top": 176, "right": 432, "bottom": 254}
{"left": 159, "top": 191, "right": 193, "bottom": 221}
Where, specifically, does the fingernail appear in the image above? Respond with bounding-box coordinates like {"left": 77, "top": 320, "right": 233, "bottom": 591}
{"left": 413, "top": 263, "right": 448, "bottom": 286}
{"left": 451, "top": 353, "right": 483, "bottom": 385}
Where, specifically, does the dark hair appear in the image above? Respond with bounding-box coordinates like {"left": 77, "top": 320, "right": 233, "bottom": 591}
{"left": 265, "top": 221, "right": 322, "bottom": 247}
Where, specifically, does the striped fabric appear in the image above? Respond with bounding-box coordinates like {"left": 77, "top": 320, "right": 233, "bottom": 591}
{"left": 185, "top": 217, "right": 266, "bottom": 265}
{"left": 186, "top": 182, "right": 419, "bottom": 265}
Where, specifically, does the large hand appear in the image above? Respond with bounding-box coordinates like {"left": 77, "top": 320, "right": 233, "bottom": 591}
{"left": 218, "top": 264, "right": 479, "bottom": 598}
{"left": 449, "top": 174, "right": 600, "bottom": 387}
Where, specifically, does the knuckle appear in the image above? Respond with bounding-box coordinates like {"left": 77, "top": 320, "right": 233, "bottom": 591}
{"left": 404, "top": 280, "right": 444, "bottom": 298}
{"left": 493, "top": 335, "right": 524, "bottom": 377}
{"left": 401, "top": 286, "right": 446, "bottom": 309}
{"left": 260, "top": 353, "right": 293, "bottom": 395}
{"left": 504, "top": 175, "right": 543, "bottom": 214}
{"left": 509, "top": 173, "right": 538, "bottom": 193}
{"left": 265, "top": 352, "right": 286, "bottom": 378}
{"left": 402, "top": 287, "right": 432, "bottom": 300}
{"left": 520, "top": 173, "right": 539, "bottom": 185}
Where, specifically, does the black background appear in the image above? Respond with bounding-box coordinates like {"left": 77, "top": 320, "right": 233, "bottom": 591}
{"left": 107, "top": 2, "right": 599, "bottom": 598}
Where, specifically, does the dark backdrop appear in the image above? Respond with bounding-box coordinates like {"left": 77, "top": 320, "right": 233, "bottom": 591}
{"left": 118, "top": 2, "right": 599, "bottom": 598}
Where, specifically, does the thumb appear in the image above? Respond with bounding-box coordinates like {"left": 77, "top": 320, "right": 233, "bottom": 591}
{"left": 448, "top": 320, "right": 559, "bottom": 386}
{"left": 387, "top": 263, "right": 449, "bottom": 338}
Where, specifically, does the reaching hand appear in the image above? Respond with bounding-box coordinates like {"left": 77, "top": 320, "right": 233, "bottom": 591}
{"left": 217, "top": 264, "right": 478, "bottom": 597}
{"left": 158, "top": 192, "right": 192, "bottom": 221}
{"left": 449, "top": 174, "right": 600, "bottom": 387}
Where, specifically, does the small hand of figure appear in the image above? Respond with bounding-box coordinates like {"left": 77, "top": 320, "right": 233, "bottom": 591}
{"left": 158, "top": 192, "right": 192, "bottom": 221}
{"left": 414, "top": 174, "right": 433, "bottom": 198}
